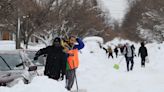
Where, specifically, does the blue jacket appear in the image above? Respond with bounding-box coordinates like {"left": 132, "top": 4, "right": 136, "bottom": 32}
{"left": 73, "top": 38, "right": 85, "bottom": 50}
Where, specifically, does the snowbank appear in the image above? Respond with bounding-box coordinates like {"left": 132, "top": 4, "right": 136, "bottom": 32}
{"left": 104, "top": 38, "right": 138, "bottom": 48}
{"left": 1, "top": 37, "right": 164, "bottom": 92}
{"left": 0, "top": 41, "right": 45, "bottom": 50}
{"left": 0, "top": 41, "right": 15, "bottom": 50}
{"left": 0, "top": 76, "right": 68, "bottom": 92}
{"left": 83, "top": 36, "right": 103, "bottom": 53}
{"left": 83, "top": 36, "right": 104, "bottom": 44}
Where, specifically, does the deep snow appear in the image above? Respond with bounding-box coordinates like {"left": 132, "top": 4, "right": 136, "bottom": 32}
{"left": 0, "top": 37, "right": 164, "bottom": 92}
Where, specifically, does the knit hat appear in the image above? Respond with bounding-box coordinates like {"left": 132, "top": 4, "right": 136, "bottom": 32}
{"left": 53, "top": 37, "right": 61, "bottom": 45}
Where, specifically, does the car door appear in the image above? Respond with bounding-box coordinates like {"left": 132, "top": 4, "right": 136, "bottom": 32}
{"left": 0, "top": 51, "right": 25, "bottom": 86}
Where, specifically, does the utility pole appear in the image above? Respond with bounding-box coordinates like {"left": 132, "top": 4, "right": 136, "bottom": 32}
{"left": 16, "top": 8, "right": 21, "bottom": 49}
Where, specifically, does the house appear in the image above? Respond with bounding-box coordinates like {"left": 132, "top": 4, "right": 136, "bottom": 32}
{"left": 0, "top": 31, "right": 14, "bottom": 40}
{"left": 0, "top": 24, "right": 15, "bottom": 40}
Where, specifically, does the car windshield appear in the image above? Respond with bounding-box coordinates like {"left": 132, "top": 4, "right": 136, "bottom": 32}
{"left": 25, "top": 51, "right": 45, "bottom": 66}
{"left": 0, "top": 53, "right": 23, "bottom": 71}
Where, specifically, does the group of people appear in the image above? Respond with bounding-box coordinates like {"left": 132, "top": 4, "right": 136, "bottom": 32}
{"left": 106, "top": 46, "right": 119, "bottom": 59}
{"left": 103, "top": 42, "right": 148, "bottom": 72}
{"left": 33, "top": 36, "right": 148, "bottom": 91}
{"left": 103, "top": 45, "right": 123, "bottom": 59}
{"left": 33, "top": 36, "right": 84, "bottom": 91}
{"left": 123, "top": 42, "right": 148, "bottom": 71}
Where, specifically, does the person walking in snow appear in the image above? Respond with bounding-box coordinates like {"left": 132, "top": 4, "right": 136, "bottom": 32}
{"left": 114, "top": 46, "right": 119, "bottom": 58}
{"left": 108, "top": 46, "right": 113, "bottom": 59}
{"left": 34, "top": 37, "right": 66, "bottom": 80}
{"left": 64, "top": 36, "right": 85, "bottom": 91}
{"left": 131, "top": 44, "right": 135, "bottom": 51}
{"left": 138, "top": 42, "right": 148, "bottom": 67}
{"left": 120, "top": 45, "right": 125, "bottom": 55}
{"left": 123, "top": 43, "right": 135, "bottom": 71}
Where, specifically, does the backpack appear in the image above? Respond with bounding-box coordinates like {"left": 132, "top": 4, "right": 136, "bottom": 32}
{"left": 124, "top": 46, "right": 134, "bottom": 57}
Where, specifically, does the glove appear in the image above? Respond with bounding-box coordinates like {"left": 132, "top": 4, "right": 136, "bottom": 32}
{"left": 61, "top": 74, "right": 64, "bottom": 80}
{"left": 34, "top": 56, "right": 38, "bottom": 60}
{"left": 60, "top": 74, "right": 64, "bottom": 81}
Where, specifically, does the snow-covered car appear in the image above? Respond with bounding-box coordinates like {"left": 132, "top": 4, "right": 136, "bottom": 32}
{"left": 24, "top": 50, "right": 46, "bottom": 66}
{"left": 0, "top": 50, "right": 39, "bottom": 87}
{"left": 23, "top": 50, "right": 46, "bottom": 76}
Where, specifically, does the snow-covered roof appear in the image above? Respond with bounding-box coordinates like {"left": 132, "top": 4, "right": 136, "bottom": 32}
{"left": 83, "top": 36, "right": 104, "bottom": 43}
{"left": 0, "top": 41, "right": 15, "bottom": 50}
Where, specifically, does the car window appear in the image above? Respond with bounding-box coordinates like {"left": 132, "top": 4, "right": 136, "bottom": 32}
{"left": 0, "top": 57, "right": 11, "bottom": 71}
{"left": 25, "top": 51, "right": 45, "bottom": 66}
{"left": 0, "top": 53, "right": 23, "bottom": 71}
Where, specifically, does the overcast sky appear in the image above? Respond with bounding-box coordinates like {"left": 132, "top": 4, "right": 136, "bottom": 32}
{"left": 100, "top": 0, "right": 128, "bottom": 20}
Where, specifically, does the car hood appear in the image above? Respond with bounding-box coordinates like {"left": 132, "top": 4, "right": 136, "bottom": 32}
{"left": 0, "top": 70, "right": 26, "bottom": 83}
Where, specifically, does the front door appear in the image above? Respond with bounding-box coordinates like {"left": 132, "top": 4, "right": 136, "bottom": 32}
{"left": 2, "top": 32, "right": 10, "bottom": 40}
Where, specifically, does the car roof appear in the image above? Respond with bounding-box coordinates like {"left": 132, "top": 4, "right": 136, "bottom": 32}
{"left": 0, "top": 50, "right": 20, "bottom": 54}
{"left": 0, "top": 49, "right": 37, "bottom": 54}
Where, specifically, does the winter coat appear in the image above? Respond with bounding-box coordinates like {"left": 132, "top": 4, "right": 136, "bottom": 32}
{"left": 114, "top": 47, "right": 118, "bottom": 53}
{"left": 66, "top": 38, "right": 84, "bottom": 70}
{"left": 108, "top": 47, "right": 112, "bottom": 53}
{"left": 123, "top": 45, "right": 135, "bottom": 58}
{"left": 120, "top": 46, "right": 125, "bottom": 54}
{"left": 138, "top": 46, "right": 148, "bottom": 58}
{"left": 35, "top": 45, "right": 66, "bottom": 80}
{"left": 72, "top": 38, "right": 85, "bottom": 50}
{"left": 67, "top": 49, "right": 79, "bottom": 69}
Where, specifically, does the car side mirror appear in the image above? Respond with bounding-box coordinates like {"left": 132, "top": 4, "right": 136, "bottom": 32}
{"left": 28, "top": 66, "right": 37, "bottom": 71}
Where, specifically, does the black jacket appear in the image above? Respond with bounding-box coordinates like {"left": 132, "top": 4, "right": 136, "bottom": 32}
{"left": 35, "top": 45, "right": 66, "bottom": 80}
{"left": 138, "top": 46, "right": 148, "bottom": 58}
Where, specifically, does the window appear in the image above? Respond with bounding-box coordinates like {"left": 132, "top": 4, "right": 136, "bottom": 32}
{"left": 0, "top": 54, "right": 24, "bottom": 71}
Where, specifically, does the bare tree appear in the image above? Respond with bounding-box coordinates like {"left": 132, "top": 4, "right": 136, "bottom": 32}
{"left": 1, "top": 0, "right": 109, "bottom": 48}
{"left": 121, "top": 0, "right": 164, "bottom": 42}
{"left": 34, "top": 0, "right": 108, "bottom": 40}
{"left": 0, "top": 0, "right": 21, "bottom": 48}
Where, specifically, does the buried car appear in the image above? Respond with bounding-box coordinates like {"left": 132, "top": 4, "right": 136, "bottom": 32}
{"left": 0, "top": 50, "right": 39, "bottom": 87}
{"left": 23, "top": 50, "right": 46, "bottom": 75}
{"left": 24, "top": 50, "right": 46, "bottom": 66}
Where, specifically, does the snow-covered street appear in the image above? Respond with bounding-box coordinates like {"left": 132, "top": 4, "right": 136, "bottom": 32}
{"left": 1, "top": 0, "right": 164, "bottom": 91}
{"left": 0, "top": 38, "right": 164, "bottom": 92}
